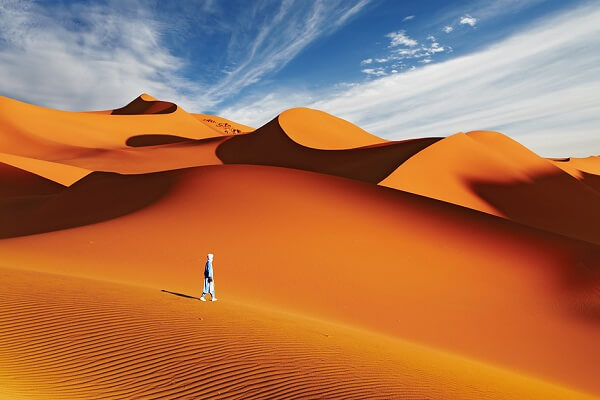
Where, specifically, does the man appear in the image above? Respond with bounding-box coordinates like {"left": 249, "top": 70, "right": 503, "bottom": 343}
{"left": 200, "top": 253, "right": 217, "bottom": 302}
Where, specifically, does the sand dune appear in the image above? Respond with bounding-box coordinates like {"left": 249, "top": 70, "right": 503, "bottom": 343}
{"left": 0, "top": 267, "right": 595, "bottom": 400}
{"left": 380, "top": 130, "right": 600, "bottom": 244}
{"left": 111, "top": 93, "right": 178, "bottom": 115}
{"left": 217, "top": 116, "right": 440, "bottom": 182}
{"left": 1, "top": 164, "right": 599, "bottom": 394}
{"left": 1, "top": 95, "right": 599, "bottom": 398}
{"left": 278, "top": 107, "right": 387, "bottom": 149}
{"left": 0, "top": 95, "right": 223, "bottom": 161}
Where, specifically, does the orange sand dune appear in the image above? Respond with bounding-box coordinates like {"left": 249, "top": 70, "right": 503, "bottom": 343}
{"left": 380, "top": 131, "right": 600, "bottom": 244}
{"left": 0, "top": 95, "right": 223, "bottom": 161}
{"left": 1, "top": 164, "right": 598, "bottom": 395}
{"left": 278, "top": 107, "right": 387, "bottom": 149}
{"left": 550, "top": 156, "right": 600, "bottom": 193}
{"left": 0, "top": 267, "right": 595, "bottom": 400}
{"left": 111, "top": 93, "right": 178, "bottom": 115}
{"left": 217, "top": 116, "right": 441, "bottom": 183}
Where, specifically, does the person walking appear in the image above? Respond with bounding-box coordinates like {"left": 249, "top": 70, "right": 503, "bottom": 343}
{"left": 200, "top": 253, "right": 217, "bottom": 302}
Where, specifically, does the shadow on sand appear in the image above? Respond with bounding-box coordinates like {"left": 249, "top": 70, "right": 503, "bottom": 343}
{"left": 161, "top": 289, "right": 202, "bottom": 301}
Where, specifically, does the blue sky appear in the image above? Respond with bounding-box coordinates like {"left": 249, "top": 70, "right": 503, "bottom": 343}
{"left": 0, "top": 0, "right": 598, "bottom": 156}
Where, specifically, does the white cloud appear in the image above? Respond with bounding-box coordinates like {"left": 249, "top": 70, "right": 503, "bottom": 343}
{"left": 427, "top": 35, "right": 436, "bottom": 41}
{"left": 443, "top": 25, "right": 454, "bottom": 33}
{"left": 460, "top": 14, "right": 477, "bottom": 26}
{"left": 386, "top": 30, "right": 418, "bottom": 47}
{"left": 361, "top": 68, "right": 387, "bottom": 76}
{"left": 361, "top": 58, "right": 373, "bottom": 65}
{"left": 429, "top": 42, "right": 445, "bottom": 53}
{"left": 402, "top": 15, "right": 414, "bottom": 22}
{"left": 375, "top": 58, "right": 389, "bottom": 63}
{"left": 419, "top": 59, "right": 432, "bottom": 64}
{"left": 219, "top": 4, "right": 600, "bottom": 157}
{"left": 0, "top": 0, "right": 203, "bottom": 111}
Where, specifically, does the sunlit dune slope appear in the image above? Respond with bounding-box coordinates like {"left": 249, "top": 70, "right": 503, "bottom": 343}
{"left": 380, "top": 130, "right": 600, "bottom": 244}
{"left": 0, "top": 95, "right": 237, "bottom": 177}
{"left": 1, "top": 164, "right": 599, "bottom": 394}
{"left": 0, "top": 95, "right": 223, "bottom": 161}
{"left": 0, "top": 96, "right": 438, "bottom": 184}
{"left": 0, "top": 267, "right": 595, "bottom": 400}
{"left": 278, "top": 107, "right": 387, "bottom": 149}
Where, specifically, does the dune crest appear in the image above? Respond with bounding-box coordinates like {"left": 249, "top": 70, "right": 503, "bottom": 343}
{"left": 380, "top": 130, "right": 600, "bottom": 244}
{"left": 217, "top": 117, "right": 440, "bottom": 182}
{"left": 278, "top": 107, "right": 387, "bottom": 150}
{"left": 111, "top": 93, "right": 178, "bottom": 115}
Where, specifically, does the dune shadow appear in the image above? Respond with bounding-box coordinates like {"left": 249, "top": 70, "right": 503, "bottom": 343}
{"left": 581, "top": 171, "right": 600, "bottom": 193}
{"left": 468, "top": 170, "right": 600, "bottom": 245}
{"left": 216, "top": 117, "right": 441, "bottom": 183}
{"left": 126, "top": 135, "right": 223, "bottom": 148}
{"left": 0, "top": 169, "right": 179, "bottom": 239}
{"left": 0, "top": 162, "right": 65, "bottom": 197}
{"left": 468, "top": 170, "right": 600, "bottom": 321}
{"left": 111, "top": 96, "right": 177, "bottom": 115}
{"left": 126, "top": 134, "right": 195, "bottom": 147}
{"left": 161, "top": 290, "right": 202, "bottom": 300}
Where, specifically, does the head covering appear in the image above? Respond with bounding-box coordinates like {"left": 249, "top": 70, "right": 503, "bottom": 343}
{"left": 207, "top": 253, "right": 214, "bottom": 261}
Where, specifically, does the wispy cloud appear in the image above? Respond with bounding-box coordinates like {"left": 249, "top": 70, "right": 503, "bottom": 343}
{"left": 402, "top": 15, "right": 414, "bottom": 22}
{"left": 219, "top": 4, "right": 600, "bottom": 157}
{"left": 361, "top": 68, "right": 387, "bottom": 76}
{"left": 386, "top": 30, "right": 418, "bottom": 47}
{"left": 359, "top": 29, "right": 447, "bottom": 75}
{"left": 0, "top": 0, "right": 203, "bottom": 111}
{"left": 443, "top": 25, "right": 454, "bottom": 33}
{"left": 459, "top": 14, "right": 477, "bottom": 27}
{"left": 201, "top": 0, "right": 371, "bottom": 106}
{"left": 0, "top": 0, "right": 370, "bottom": 111}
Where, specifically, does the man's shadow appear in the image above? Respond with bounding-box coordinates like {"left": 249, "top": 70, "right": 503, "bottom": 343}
{"left": 161, "top": 289, "right": 202, "bottom": 300}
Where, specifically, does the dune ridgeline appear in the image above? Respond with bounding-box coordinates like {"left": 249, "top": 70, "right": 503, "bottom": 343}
{"left": 1, "top": 94, "right": 599, "bottom": 399}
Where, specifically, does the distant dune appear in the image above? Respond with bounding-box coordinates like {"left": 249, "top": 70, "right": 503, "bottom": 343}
{"left": 380, "top": 130, "right": 600, "bottom": 244}
{"left": 0, "top": 94, "right": 598, "bottom": 399}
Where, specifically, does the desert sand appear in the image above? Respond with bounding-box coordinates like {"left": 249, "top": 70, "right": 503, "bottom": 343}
{"left": 0, "top": 94, "right": 598, "bottom": 399}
